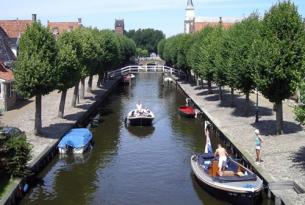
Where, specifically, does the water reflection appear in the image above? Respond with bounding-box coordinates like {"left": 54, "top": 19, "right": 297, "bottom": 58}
{"left": 126, "top": 126, "right": 155, "bottom": 138}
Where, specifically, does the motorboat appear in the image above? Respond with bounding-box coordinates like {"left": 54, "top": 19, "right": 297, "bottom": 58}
{"left": 122, "top": 73, "right": 135, "bottom": 84}
{"left": 126, "top": 109, "right": 155, "bottom": 126}
{"left": 178, "top": 106, "right": 196, "bottom": 118}
{"left": 58, "top": 128, "right": 93, "bottom": 154}
{"left": 191, "top": 154, "right": 263, "bottom": 205}
{"left": 191, "top": 123, "right": 263, "bottom": 205}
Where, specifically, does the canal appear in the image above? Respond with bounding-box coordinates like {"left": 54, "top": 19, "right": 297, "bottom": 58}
{"left": 20, "top": 73, "right": 272, "bottom": 205}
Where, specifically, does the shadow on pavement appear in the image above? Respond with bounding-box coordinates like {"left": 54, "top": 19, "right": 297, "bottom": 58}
{"left": 290, "top": 146, "right": 305, "bottom": 170}
{"left": 251, "top": 120, "right": 303, "bottom": 135}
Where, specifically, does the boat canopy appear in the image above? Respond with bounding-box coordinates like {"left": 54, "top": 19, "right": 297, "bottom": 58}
{"left": 58, "top": 128, "right": 92, "bottom": 149}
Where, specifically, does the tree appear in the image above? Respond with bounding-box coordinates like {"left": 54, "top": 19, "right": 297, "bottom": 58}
{"left": 230, "top": 14, "right": 262, "bottom": 113}
{"left": 126, "top": 28, "right": 165, "bottom": 53}
{"left": 252, "top": 1, "right": 305, "bottom": 134}
{"left": 56, "top": 31, "right": 81, "bottom": 118}
{"left": 14, "top": 22, "right": 58, "bottom": 135}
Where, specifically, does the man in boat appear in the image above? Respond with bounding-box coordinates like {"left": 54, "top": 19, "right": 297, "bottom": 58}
{"left": 214, "top": 144, "right": 228, "bottom": 174}
{"left": 136, "top": 100, "right": 143, "bottom": 114}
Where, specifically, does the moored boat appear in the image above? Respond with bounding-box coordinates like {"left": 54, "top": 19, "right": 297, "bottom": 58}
{"left": 178, "top": 106, "right": 196, "bottom": 118}
{"left": 58, "top": 128, "right": 93, "bottom": 154}
{"left": 191, "top": 154, "right": 263, "bottom": 205}
{"left": 126, "top": 109, "right": 155, "bottom": 126}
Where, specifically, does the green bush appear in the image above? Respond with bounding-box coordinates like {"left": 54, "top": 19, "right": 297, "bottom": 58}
{"left": 294, "top": 105, "right": 305, "bottom": 125}
{"left": 3, "top": 135, "right": 31, "bottom": 177}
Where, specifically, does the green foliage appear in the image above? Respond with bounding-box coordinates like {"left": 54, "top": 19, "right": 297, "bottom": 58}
{"left": 253, "top": 1, "right": 305, "bottom": 103}
{"left": 1, "top": 135, "right": 31, "bottom": 177}
{"left": 56, "top": 31, "right": 81, "bottom": 91}
{"left": 14, "top": 22, "right": 58, "bottom": 98}
{"left": 126, "top": 28, "right": 165, "bottom": 53}
{"left": 136, "top": 48, "right": 149, "bottom": 57}
{"left": 294, "top": 83, "right": 305, "bottom": 124}
{"left": 229, "top": 14, "right": 262, "bottom": 93}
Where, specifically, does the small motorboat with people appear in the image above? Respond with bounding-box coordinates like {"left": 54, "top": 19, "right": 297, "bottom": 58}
{"left": 122, "top": 73, "right": 135, "bottom": 84}
{"left": 58, "top": 128, "right": 93, "bottom": 154}
{"left": 126, "top": 101, "right": 155, "bottom": 126}
{"left": 191, "top": 122, "right": 263, "bottom": 205}
{"left": 178, "top": 98, "right": 196, "bottom": 118}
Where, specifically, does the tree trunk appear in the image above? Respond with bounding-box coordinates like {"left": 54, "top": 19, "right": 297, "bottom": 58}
{"left": 245, "top": 92, "right": 250, "bottom": 116}
{"left": 34, "top": 94, "right": 42, "bottom": 135}
{"left": 201, "top": 79, "right": 204, "bottom": 89}
{"left": 218, "top": 85, "right": 222, "bottom": 101}
{"left": 71, "top": 82, "right": 79, "bottom": 107}
{"left": 80, "top": 78, "right": 85, "bottom": 99}
{"left": 230, "top": 87, "right": 234, "bottom": 107}
{"left": 87, "top": 75, "right": 93, "bottom": 93}
{"left": 208, "top": 80, "right": 212, "bottom": 94}
{"left": 58, "top": 89, "right": 67, "bottom": 118}
{"left": 97, "top": 73, "right": 102, "bottom": 87}
{"left": 276, "top": 101, "right": 283, "bottom": 135}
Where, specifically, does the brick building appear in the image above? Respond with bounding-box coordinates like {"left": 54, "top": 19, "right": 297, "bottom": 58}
{"left": 184, "top": 0, "right": 242, "bottom": 34}
{"left": 115, "top": 19, "right": 124, "bottom": 35}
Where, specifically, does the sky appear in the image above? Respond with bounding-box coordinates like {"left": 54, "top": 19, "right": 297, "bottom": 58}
{"left": 1, "top": 0, "right": 305, "bottom": 37}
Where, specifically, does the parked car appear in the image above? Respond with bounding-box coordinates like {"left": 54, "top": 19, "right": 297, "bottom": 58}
{"left": 0, "top": 127, "right": 25, "bottom": 140}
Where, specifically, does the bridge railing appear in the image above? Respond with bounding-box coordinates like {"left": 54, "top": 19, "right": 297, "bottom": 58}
{"left": 107, "top": 65, "right": 186, "bottom": 78}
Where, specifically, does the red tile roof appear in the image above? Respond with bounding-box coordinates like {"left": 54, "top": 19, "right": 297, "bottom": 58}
{"left": 194, "top": 22, "right": 234, "bottom": 32}
{"left": 0, "top": 63, "right": 14, "bottom": 81}
{"left": 48, "top": 22, "right": 81, "bottom": 35}
{"left": 0, "top": 20, "right": 32, "bottom": 38}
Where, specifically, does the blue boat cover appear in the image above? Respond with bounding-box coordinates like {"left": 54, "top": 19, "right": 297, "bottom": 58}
{"left": 58, "top": 128, "right": 92, "bottom": 149}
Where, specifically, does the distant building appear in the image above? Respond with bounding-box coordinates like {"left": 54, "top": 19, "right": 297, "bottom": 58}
{"left": 0, "top": 14, "right": 36, "bottom": 56}
{"left": 184, "top": 0, "right": 241, "bottom": 34}
{"left": 115, "top": 19, "right": 124, "bottom": 35}
{"left": 0, "top": 27, "right": 16, "bottom": 111}
{"left": 48, "top": 18, "right": 82, "bottom": 37}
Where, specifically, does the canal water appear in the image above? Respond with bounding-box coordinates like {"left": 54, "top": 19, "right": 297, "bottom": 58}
{"left": 20, "top": 73, "right": 272, "bottom": 205}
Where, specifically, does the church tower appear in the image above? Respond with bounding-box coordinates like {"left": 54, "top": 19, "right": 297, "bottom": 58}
{"left": 184, "top": 0, "right": 195, "bottom": 34}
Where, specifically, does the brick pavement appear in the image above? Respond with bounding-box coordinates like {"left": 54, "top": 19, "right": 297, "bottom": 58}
{"left": 177, "top": 80, "right": 305, "bottom": 205}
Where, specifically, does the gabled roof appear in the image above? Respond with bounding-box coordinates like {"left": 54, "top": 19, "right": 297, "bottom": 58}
{"left": 48, "top": 21, "right": 81, "bottom": 35}
{"left": 0, "top": 63, "right": 14, "bottom": 81}
{"left": 0, "top": 27, "right": 16, "bottom": 62}
{"left": 0, "top": 20, "right": 32, "bottom": 38}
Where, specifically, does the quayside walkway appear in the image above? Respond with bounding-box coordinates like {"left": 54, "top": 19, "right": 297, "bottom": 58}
{"left": 176, "top": 79, "right": 305, "bottom": 205}
{"left": 0, "top": 76, "right": 118, "bottom": 205}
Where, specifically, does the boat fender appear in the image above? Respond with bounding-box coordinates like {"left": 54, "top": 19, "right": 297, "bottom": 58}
{"left": 23, "top": 183, "right": 29, "bottom": 193}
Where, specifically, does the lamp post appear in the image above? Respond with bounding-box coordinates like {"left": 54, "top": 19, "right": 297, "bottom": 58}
{"left": 255, "top": 88, "right": 259, "bottom": 122}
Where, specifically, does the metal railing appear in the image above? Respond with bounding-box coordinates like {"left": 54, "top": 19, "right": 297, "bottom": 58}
{"left": 107, "top": 65, "right": 186, "bottom": 78}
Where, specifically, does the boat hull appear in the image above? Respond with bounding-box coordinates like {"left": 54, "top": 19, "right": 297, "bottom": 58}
{"left": 178, "top": 106, "right": 196, "bottom": 118}
{"left": 194, "top": 176, "right": 262, "bottom": 205}
{"left": 128, "top": 117, "right": 154, "bottom": 126}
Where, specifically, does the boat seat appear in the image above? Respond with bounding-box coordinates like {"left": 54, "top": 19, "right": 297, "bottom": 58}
{"left": 226, "top": 160, "right": 239, "bottom": 173}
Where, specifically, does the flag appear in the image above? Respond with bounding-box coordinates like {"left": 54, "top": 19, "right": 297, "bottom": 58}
{"left": 204, "top": 121, "right": 213, "bottom": 154}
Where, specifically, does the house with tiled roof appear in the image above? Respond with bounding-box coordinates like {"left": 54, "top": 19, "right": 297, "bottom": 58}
{"left": 48, "top": 18, "right": 82, "bottom": 37}
{"left": 0, "top": 28, "right": 16, "bottom": 111}
{"left": 184, "top": 0, "right": 242, "bottom": 33}
{"left": 0, "top": 14, "right": 36, "bottom": 56}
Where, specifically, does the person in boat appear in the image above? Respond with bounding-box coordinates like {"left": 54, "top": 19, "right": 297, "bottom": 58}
{"left": 255, "top": 129, "right": 264, "bottom": 163}
{"left": 214, "top": 144, "right": 228, "bottom": 174}
{"left": 136, "top": 100, "right": 143, "bottom": 114}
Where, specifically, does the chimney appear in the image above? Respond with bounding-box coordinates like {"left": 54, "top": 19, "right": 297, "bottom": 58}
{"left": 32, "top": 14, "right": 37, "bottom": 22}
{"left": 78, "top": 18, "right": 82, "bottom": 24}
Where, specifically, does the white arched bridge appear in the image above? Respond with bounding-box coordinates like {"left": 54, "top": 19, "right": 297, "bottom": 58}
{"left": 107, "top": 65, "right": 186, "bottom": 78}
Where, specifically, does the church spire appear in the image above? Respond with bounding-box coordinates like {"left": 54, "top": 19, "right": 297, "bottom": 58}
{"left": 187, "top": 0, "right": 194, "bottom": 9}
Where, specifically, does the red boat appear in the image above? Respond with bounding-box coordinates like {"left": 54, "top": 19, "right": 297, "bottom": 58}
{"left": 178, "top": 106, "right": 196, "bottom": 118}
